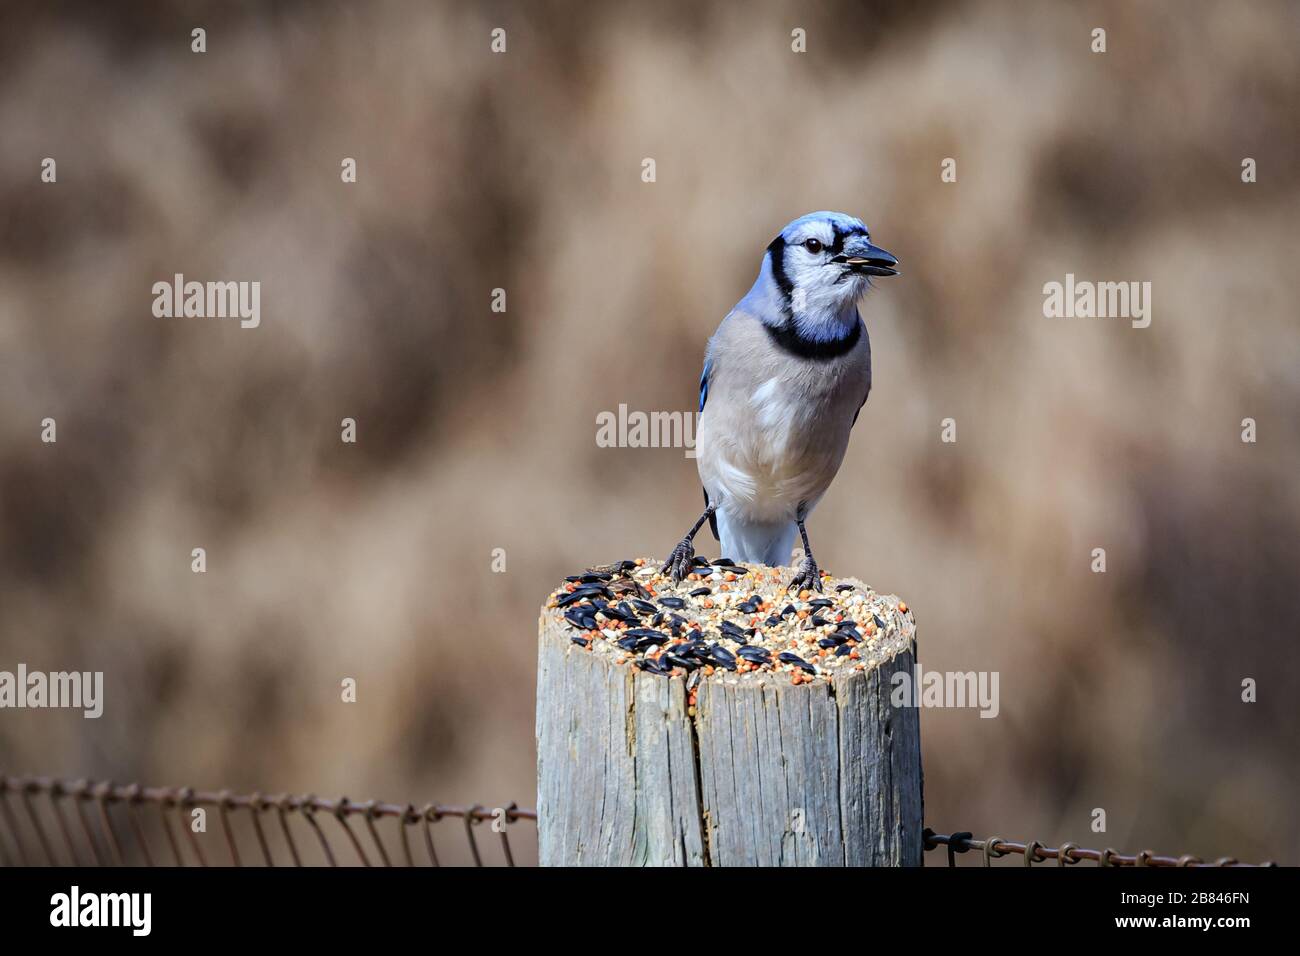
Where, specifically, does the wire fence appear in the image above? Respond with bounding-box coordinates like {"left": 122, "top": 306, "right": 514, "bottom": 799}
{"left": 0, "top": 774, "right": 534, "bottom": 867}
{"left": 0, "top": 773, "right": 1278, "bottom": 867}
{"left": 922, "top": 829, "right": 1278, "bottom": 868}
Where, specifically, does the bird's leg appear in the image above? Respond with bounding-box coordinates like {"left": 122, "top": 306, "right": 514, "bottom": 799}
{"left": 788, "top": 514, "right": 823, "bottom": 592}
{"left": 661, "top": 504, "right": 716, "bottom": 582}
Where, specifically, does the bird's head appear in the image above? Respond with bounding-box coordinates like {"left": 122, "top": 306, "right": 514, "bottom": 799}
{"left": 759, "top": 211, "right": 898, "bottom": 337}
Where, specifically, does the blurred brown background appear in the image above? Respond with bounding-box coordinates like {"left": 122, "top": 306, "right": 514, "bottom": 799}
{"left": 1, "top": 0, "right": 1297, "bottom": 866}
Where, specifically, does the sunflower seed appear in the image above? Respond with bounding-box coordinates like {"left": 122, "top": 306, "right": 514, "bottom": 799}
{"left": 778, "top": 652, "right": 816, "bottom": 674}
{"left": 563, "top": 609, "right": 598, "bottom": 630}
{"left": 685, "top": 641, "right": 712, "bottom": 661}
{"left": 598, "top": 604, "right": 634, "bottom": 623}
{"left": 557, "top": 586, "right": 610, "bottom": 607}
{"left": 663, "top": 653, "right": 698, "bottom": 671}
{"left": 709, "top": 645, "right": 737, "bottom": 670}
{"left": 719, "top": 620, "right": 753, "bottom": 642}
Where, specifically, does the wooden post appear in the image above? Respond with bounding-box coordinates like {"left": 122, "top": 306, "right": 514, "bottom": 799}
{"left": 535, "top": 571, "right": 923, "bottom": 866}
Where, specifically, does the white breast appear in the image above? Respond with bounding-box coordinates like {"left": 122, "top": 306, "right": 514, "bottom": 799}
{"left": 699, "top": 376, "right": 832, "bottom": 524}
{"left": 750, "top": 377, "right": 795, "bottom": 458}
{"left": 695, "top": 311, "right": 870, "bottom": 528}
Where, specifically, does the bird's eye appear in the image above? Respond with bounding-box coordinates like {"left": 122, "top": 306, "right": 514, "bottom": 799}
{"left": 803, "top": 238, "right": 823, "bottom": 254}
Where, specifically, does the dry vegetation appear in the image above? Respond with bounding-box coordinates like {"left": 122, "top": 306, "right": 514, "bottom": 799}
{"left": 0, "top": 1, "right": 1297, "bottom": 865}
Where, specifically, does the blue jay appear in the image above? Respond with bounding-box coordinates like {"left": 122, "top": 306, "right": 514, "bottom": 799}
{"left": 662, "top": 211, "right": 899, "bottom": 591}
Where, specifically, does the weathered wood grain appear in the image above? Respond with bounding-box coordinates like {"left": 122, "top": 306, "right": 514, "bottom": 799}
{"left": 536, "top": 586, "right": 923, "bottom": 866}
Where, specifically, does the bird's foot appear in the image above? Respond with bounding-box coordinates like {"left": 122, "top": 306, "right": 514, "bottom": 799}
{"left": 789, "top": 555, "right": 823, "bottom": 593}
{"left": 661, "top": 538, "right": 696, "bottom": 582}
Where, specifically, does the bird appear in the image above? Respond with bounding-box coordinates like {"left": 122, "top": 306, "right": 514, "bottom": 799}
{"left": 662, "top": 211, "right": 899, "bottom": 591}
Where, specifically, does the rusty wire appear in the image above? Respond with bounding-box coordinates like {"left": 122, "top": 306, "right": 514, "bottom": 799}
{"left": 0, "top": 774, "right": 534, "bottom": 867}
{"left": 923, "top": 829, "right": 1278, "bottom": 868}
{"left": 1, "top": 773, "right": 1278, "bottom": 868}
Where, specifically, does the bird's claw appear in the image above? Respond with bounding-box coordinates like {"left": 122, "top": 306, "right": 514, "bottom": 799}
{"left": 789, "top": 555, "right": 823, "bottom": 593}
{"left": 661, "top": 538, "right": 696, "bottom": 582}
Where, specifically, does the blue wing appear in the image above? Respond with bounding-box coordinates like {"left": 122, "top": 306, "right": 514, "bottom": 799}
{"left": 698, "top": 358, "right": 718, "bottom": 540}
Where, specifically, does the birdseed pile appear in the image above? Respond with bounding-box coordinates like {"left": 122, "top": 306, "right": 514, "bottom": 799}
{"left": 546, "top": 557, "right": 913, "bottom": 705}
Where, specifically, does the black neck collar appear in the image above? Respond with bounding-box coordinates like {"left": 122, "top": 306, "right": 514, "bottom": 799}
{"left": 764, "top": 315, "right": 861, "bottom": 360}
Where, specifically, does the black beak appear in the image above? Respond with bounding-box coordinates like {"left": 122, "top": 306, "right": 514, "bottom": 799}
{"left": 832, "top": 239, "right": 899, "bottom": 277}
